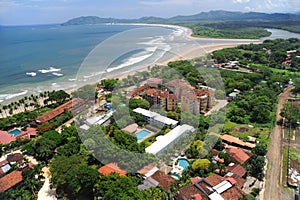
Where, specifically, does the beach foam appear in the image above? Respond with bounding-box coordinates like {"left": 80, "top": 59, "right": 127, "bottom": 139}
{"left": 106, "top": 52, "right": 155, "bottom": 73}
{"left": 52, "top": 72, "right": 64, "bottom": 77}
{"left": 38, "top": 67, "right": 61, "bottom": 74}
{"left": 0, "top": 90, "right": 28, "bottom": 102}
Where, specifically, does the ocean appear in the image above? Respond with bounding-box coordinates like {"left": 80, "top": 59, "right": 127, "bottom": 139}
{"left": 1, "top": 24, "right": 300, "bottom": 104}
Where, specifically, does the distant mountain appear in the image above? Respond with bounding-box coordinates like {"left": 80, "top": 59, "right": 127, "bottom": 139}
{"left": 62, "top": 10, "right": 300, "bottom": 26}
{"left": 168, "top": 10, "right": 299, "bottom": 22}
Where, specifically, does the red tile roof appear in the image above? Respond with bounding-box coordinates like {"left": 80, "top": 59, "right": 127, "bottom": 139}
{"left": 177, "top": 184, "right": 208, "bottom": 200}
{"left": 0, "top": 131, "right": 16, "bottom": 145}
{"left": 226, "top": 177, "right": 237, "bottom": 185}
{"left": 206, "top": 174, "right": 244, "bottom": 200}
{"left": 36, "top": 98, "right": 84, "bottom": 123}
{"left": 227, "top": 147, "right": 251, "bottom": 164}
{"left": 130, "top": 85, "right": 150, "bottom": 97}
{"left": 98, "top": 163, "right": 127, "bottom": 176}
{"left": 0, "top": 170, "right": 23, "bottom": 192}
{"left": 0, "top": 160, "right": 8, "bottom": 167}
{"left": 226, "top": 164, "right": 247, "bottom": 177}
{"left": 151, "top": 170, "right": 175, "bottom": 190}
{"left": 191, "top": 176, "right": 201, "bottom": 184}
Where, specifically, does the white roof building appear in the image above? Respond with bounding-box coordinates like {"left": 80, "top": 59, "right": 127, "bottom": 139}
{"left": 133, "top": 108, "right": 178, "bottom": 127}
{"left": 145, "top": 124, "right": 195, "bottom": 155}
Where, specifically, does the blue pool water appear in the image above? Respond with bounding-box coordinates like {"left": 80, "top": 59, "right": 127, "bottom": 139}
{"left": 136, "top": 130, "right": 151, "bottom": 141}
{"left": 9, "top": 129, "right": 21, "bottom": 136}
{"left": 178, "top": 158, "right": 189, "bottom": 170}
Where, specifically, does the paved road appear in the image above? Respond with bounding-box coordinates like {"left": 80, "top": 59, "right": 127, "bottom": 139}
{"left": 263, "top": 86, "right": 294, "bottom": 200}
{"left": 204, "top": 100, "right": 228, "bottom": 116}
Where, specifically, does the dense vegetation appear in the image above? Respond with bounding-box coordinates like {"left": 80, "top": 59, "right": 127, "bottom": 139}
{"left": 190, "top": 25, "right": 271, "bottom": 39}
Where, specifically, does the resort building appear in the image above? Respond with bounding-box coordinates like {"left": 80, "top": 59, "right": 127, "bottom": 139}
{"left": 145, "top": 89, "right": 178, "bottom": 111}
{"left": 35, "top": 98, "right": 85, "bottom": 124}
{"left": 166, "top": 79, "right": 214, "bottom": 114}
{"left": 133, "top": 108, "right": 178, "bottom": 128}
{"left": 145, "top": 124, "right": 195, "bottom": 155}
{"left": 0, "top": 127, "right": 38, "bottom": 145}
{"left": 130, "top": 79, "right": 214, "bottom": 113}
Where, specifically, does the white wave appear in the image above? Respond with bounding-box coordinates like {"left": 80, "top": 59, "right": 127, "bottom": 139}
{"left": 52, "top": 72, "right": 64, "bottom": 77}
{"left": 69, "top": 78, "right": 77, "bottom": 81}
{"left": 145, "top": 47, "right": 157, "bottom": 52}
{"left": 106, "top": 52, "right": 154, "bottom": 73}
{"left": 38, "top": 67, "right": 61, "bottom": 74}
{"left": 83, "top": 71, "right": 105, "bottom": 79}
{"left": 26, "top": 72, "right": 37, "bottom": 77}
{"left": 0, "top": 90, "right": 28, "bottom": 101}
{"left": 52, "top": 83, "right": 57, "bottom": 86}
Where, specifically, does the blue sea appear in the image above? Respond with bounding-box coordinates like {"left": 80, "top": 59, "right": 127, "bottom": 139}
{"left": 0, "top": 24, "right": 299, "bottom": 104}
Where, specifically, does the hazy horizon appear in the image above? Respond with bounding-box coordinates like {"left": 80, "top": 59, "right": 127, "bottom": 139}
{"left": 0, "top": 0, "right": 299, "bottom": 25}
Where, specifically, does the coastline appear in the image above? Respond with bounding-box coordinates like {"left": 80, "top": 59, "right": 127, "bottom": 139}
{"left": 0, "top": 23, "right": 260, "bottom": 105}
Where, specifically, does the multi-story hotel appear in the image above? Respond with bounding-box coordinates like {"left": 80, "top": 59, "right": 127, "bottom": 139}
{"left": 130, "top": 78, "right": 214, "bottom": 114}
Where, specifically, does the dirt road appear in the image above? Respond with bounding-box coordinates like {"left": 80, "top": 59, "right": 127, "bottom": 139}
{"left": 263, "top": 86, "right": 294, "bottom": 200}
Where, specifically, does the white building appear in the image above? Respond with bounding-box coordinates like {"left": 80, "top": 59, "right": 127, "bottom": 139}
{"left": 145, "top": 124, "right": 195, "bottom": 155}
{"left": 133, "top": 108, "right": 178, "bottom": 128}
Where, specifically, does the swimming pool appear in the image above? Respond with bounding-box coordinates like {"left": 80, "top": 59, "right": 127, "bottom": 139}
{"left": 9, "top": 129, "right": 21, "bottom": 136}
{"left": 177, "top": 158, "right": 189, "bottom": 170}
{"left": 136, "top": 130, "right": 151, "bottom": 141}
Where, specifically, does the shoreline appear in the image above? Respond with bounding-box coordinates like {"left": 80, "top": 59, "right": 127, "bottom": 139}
{"left": 0, "top": 23, "right": 261, "bottom": 105}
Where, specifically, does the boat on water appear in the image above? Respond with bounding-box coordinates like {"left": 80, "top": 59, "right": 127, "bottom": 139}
{"left": 26, "top": 72, "right": 37, "bottom": 77}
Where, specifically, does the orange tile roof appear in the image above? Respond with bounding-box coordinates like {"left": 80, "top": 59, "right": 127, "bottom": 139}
{"left": 98, "top": 163, "right": 127, "bottom": 176}
{"left": 0, "top": 170, "right": 23, "bottom": 192}
{"left": 130, "top": 85, "right": 150, "bottom": 97}
{"left": 227, "top": 147, "right": 251, "bottom": 164}
{"left": 221, "top": 134, "right": 256, "bottom": 149}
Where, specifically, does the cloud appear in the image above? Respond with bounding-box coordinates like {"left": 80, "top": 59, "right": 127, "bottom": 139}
{"left": 139, "top": 0, "right": 195, "bottom": 6}
{"left": 233, "top": 0, "right": 250, "bottom": 3}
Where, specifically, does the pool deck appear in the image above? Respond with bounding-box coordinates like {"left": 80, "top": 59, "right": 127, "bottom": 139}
{"left": 136, "top": 128, "right": 156, "bottom": 143}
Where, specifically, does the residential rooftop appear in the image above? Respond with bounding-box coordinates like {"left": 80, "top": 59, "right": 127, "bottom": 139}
{"left": 0, "top": 170, "right": 23, "bottom": 193}
{"left": 98, "top": 163, "right": 127, "bottom": 176}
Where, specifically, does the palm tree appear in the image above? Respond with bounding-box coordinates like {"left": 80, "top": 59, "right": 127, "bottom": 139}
{"left": 2, "top": 105, "right": 8, "bottom": 117}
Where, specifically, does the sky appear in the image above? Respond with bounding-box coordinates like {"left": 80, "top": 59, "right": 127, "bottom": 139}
{"left": 0, "top": 0, "right": 299, "bottom": 25}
